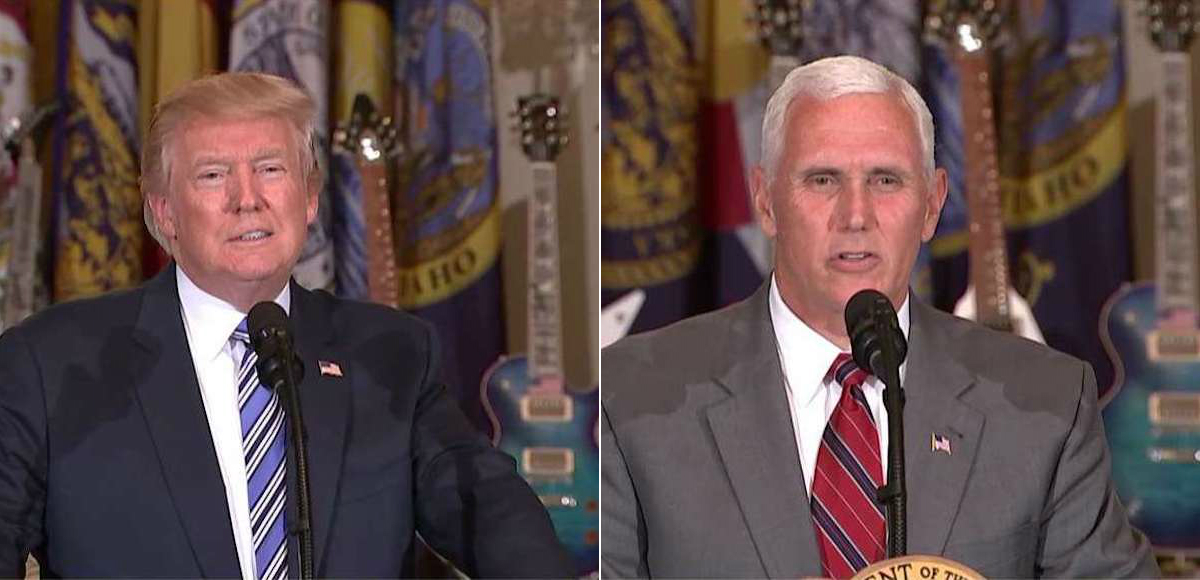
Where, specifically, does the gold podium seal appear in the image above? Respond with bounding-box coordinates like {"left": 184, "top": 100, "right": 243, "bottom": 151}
{"left": 852, "top": 555, "right": 985, "bottom": 580}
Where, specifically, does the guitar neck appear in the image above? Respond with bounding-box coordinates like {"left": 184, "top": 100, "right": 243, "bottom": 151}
{"left": 955, "top": 46, "right": 1013, "bottom": 332}
{"left": 1156, "top": 51, "right": 1200, "bottom": 327}
{"left": 358, "top": 161, "right": 400, "bottom": 309}
{"left": 769, "top": 55, "right": 801, "bottom": 94}
{"left": 527, "top": 162, "right": 565, "bottom": 382}
{"left": 2, "top": 142, "right": 41, "bottom": 326}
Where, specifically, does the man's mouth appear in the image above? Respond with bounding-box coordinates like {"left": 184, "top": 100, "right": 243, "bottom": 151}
{"left": 232, "top": 230, "right": 273, "bottom": 242}
{"left": 836, "top": 251, "right": 875, "bottom": 261}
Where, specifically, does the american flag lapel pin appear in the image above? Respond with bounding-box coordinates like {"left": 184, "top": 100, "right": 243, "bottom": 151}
{"left": 318, "top": 360, "right": 344, "bottom": 378}
{"left": 931, "top": 432, "right": 952, "bottom": 455}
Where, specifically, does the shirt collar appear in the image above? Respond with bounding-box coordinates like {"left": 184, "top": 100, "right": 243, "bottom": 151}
{"left": 768, "top": 274, "right": 910, "bottom": 406}
{"left": 176, "top": 267, "right": 292, "bottom": 363}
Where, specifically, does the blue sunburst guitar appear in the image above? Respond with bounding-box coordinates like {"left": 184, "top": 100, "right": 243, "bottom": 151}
{"left": 481, "top": 94, "right": 598, "bottom": 577}
{"left": 1101, "top": 0, "right": 1200, "bottom": 557}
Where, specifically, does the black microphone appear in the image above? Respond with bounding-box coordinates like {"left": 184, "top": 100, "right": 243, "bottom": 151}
{"left": 844, "top": 289, "right": 907, "bottom": 377}
{"left": 247, "top": 301, "right": 304, "bottom": 388}
{"left": 245, "top": 300, "right": 314, "bottom": 579}
{"left": 844, "top": 288, "right": 908, "bottom": 558}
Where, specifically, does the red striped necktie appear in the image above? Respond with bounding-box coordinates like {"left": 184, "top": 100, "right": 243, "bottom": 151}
{"left": 810, "top": 353, "right": 887, "bottom": 578}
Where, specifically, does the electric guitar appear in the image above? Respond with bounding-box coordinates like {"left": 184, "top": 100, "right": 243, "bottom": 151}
{"left": 0, "top": 102, "right": 56, "bottom": 332}
{"left": 332, "top": 94, "right": 400, "bottom": 308}
{"left": 1101, "top": 0, "right": 1200, "bottom": 554}
{"left": 480, "top": 94, "right": 599, "bottom": 576}
{"left": 751, "top": 0, "right": 805, "bottom": 93}
{"left": 925, "top": 1, "right": 1044, "bottom": 342}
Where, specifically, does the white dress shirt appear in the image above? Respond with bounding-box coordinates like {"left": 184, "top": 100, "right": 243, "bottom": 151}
{"left": 768, "top": 276, "right": 910, "bottom": 497}
{"left": 177, "top": 268, "right": 290, "bottom": 580}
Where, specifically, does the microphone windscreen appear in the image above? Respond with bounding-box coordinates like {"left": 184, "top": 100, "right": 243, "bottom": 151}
{"left": 247, "top": 301, "right": 290, "bottom": 349}
{"left": 844, "top": 289, "right": 895, "bottom": 373}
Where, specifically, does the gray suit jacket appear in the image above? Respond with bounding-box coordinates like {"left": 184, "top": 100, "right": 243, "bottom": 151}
{"left": 601, "top": 283, "right": 1158, "bottom": 578}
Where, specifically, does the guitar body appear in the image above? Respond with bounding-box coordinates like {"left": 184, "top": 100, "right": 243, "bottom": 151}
{"left": 481, "top": 355, "right": 599, "bottom": 576}
{"left": 1101, "top": 282, "right": 1200, "bottom": 550}
{"left": 952, "top": 284, "right": 1046, "bottom": 343}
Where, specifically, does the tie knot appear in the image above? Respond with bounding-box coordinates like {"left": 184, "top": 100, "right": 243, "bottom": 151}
{"left": 230, "top": 318, "right": 251, "bottom": 347}
{"left": 829, "top": 353, "right": 870, "bottom": 390}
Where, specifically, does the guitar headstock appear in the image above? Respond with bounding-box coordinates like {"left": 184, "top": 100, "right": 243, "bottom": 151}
{"left": 924, "top": 0, "right": 1004, "bottom": 53}
{"left": 1146, "top": 0, "right": 1198, "bottom": 52}
{"left": 332, "top": 93, "right": 399, "bottom": 163}
{"left": 750, "top": 0, "right": 807, "bottom": 57}
{"left": 516, "top": 94, "right": 568, "bottom": 162}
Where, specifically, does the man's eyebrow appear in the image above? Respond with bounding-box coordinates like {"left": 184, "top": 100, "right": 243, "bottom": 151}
{"left": 868, "top": 165, "right": 911, "bottom": 175}
{"left": 251, "top": 149, "right": 288, "bottom": 162}
{"left": 797, "top": 166, "right": 845, "bottom": 177}
{"left": 188, "top": 150, "right": 289, "bottom": 168}
{"left": 190, "top": 155, "right": 232, "bottom": 168}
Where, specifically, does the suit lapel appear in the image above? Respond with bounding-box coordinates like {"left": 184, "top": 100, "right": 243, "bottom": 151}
{"left": 288, "top": 282, "right": 350, "bottom": 575}
{"left": 705, "top": 285, "right": 824, "bottom": 578}
{"left": 130, "top": 264, "right": 241, "bottom": 577}
{"left": 902, "top": 301, "right": 985, "bottom": 556}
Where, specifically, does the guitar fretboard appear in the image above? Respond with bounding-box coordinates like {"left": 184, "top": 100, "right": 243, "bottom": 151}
{"left": 956, "top": 45, "right": 1013, "bottom": 332}
{"left": 528, "top": 162, "right": 564, "bottom": 380}
{"left": 359, "top": 160, "right": 399, "bottom": 309}
{"left": 1156, "top": 52, "right": 1200, "bottom": 326}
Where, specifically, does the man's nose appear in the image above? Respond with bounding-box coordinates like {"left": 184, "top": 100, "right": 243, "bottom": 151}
{"left": 228, "top": 167, "right": 265, "bottom": 212}
{"left": 836, "top": 181, "right": 875, "bottom": 231}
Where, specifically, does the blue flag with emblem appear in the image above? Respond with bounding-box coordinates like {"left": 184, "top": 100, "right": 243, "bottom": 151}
{"left": 51, "top": 0, "right": 143, "bottom": 301}
{"left": 394, "top": 0, "right": 505, "bottom": 431}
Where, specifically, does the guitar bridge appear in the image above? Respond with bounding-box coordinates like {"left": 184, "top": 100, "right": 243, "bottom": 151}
{"left": 520, "top": 393, "right": 573, "bottom": 423}
{"left": 1148, "top": 447, "right": 1200, "bottom": 463}
{"left": 522, "top": 447, "right": 574, "bottom": 478}
{"left": 1149, "top": 392, "right": 1200, "bottom": 428}
{"left": 537, "top": 494, "right": 578, "bottom": 508}
{"left": 1148, "top": 330, "right": 1200, "bottom": 361}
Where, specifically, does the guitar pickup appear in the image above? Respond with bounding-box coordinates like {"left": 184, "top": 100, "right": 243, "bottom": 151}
{"left": 1149, "top": 392, "right": 1200, "bottom": 428}
{"left": 520, "top": 394, "right": 573, "bottom": 423}
{"left": 522, "top": 447, "right": 574, "bottom": 477}
{"left": 1147, "top": 330, "right": 1200, "bottom": 361}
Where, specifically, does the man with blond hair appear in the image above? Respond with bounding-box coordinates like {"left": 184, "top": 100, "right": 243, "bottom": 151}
{"left": 601, "top": 55, "right": 1156, "bottom": 578}
{"left": 0, "top": 72, "right": 572, "bottom": 578}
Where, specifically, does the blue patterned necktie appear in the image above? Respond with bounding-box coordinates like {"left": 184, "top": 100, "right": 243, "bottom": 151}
{"left": 231, "top": 319, "right": 289, "bottom": 579}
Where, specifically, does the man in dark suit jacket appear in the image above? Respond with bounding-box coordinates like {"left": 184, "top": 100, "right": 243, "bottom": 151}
{"left": 601, "top": 56, "right": 1157, "bottom": 577}
{"left": 0, "top": 72, "right": 572, "bottom": 578}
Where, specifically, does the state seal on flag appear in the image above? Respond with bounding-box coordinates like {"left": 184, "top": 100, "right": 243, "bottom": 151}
{"left": 601, "top": 0, "right": 703, "bottom": 291}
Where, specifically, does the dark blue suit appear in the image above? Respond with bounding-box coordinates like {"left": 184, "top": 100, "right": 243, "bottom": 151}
{"left": 0, "top": 265, "right": 572, "bottom": 577}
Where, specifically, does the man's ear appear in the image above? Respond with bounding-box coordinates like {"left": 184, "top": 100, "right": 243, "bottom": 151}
{"left": 751, "top": 165, "right": 777, "bottom": 238}
{"left": 921, "top": 167, "right": 949, "bottom": 242}
{"left": 147, "top": 190, "right": 177, "bottom": 240}
{"left": 305, "top": 183, "right": 319, "bottom": 226}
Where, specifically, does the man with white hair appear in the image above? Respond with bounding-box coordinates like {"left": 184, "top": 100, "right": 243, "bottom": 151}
{"left": 601, "top": 55, "right": 1156, "bottom": 578}
{"left": 0, "top": 72, "right": 573, "bottom": 578}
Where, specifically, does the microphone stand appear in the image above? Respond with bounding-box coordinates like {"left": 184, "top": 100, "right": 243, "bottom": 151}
{"left": 874, "top": 321, "right": 907, "bottom": 558}
{"left": 279, "top": 353, "right": 314, "bottom": 579}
